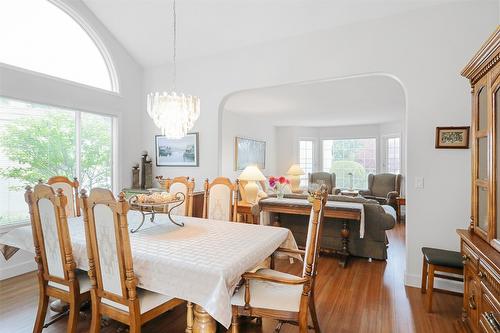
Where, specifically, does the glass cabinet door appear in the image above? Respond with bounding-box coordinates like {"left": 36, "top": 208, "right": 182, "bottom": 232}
{"left": 475, "top": 85, "right": 489, "bottom": 236}
{"left": 495, "top": 85, "right": 500, "bottom": 248}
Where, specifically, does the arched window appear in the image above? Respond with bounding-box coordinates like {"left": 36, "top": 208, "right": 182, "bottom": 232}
{"left": 0, "top": 0, "right": 117, "bottom": 91}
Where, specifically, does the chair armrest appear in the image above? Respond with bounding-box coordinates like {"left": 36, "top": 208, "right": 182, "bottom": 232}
{"left": 358, "top": 189, "right": 371, "bottom": 196}
{"left": 386, "top": 191, "right": 399, "bottom": 200}
{"left": 273, "top": 247, "right": 305, "bottom": 256}
{"left": 332, "top": 187, "right": 341, "bottom": 195}
{"left": 242, "top": 272, "right": 309, "bottom": 285}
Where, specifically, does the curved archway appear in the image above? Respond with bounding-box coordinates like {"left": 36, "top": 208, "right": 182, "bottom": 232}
{"left": 0, "top": 0, "right": 119, "bottom": 92}
{"left": 218, "top": 72, "right": 407, "bottom": 187}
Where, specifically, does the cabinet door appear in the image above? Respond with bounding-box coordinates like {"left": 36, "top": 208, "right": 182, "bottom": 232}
{"left": 473, "top": 76, "right": 490, "bottom": 240}
{"left": 493, "top": 65, "right": 500, "bottom": 250}
{"left": 464, "top": 265, "right": 480, "bottom": 330}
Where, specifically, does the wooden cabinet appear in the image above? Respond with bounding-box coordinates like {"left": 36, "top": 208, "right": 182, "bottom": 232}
{"left": 458, "top": 27, "right": 500, "bottom": 333}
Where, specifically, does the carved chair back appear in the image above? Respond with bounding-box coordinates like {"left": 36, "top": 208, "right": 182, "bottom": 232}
{"left": 47, "top": 176, "right": 80, "bottom": 217}
{"left": 164, "top": 176, "right": 195, "bottom": 216}
{"left": 302, "top": 187, "right": 328, "bottom": 282}
{"left": 203, "top": 177, "right": 238, "bottom": 221}
{"left": 80, "top": 188, "right": 139, "bottom": 312}
{"left": 25, "top": 184, "right": 78, "bottom": 290}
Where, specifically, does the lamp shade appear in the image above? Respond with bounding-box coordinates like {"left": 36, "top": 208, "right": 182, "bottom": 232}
{"left": 287, "top": 164, "right": 305, "bottom": 176}
{"left": 238, "top": 165, "right": 266, "bottom": 181}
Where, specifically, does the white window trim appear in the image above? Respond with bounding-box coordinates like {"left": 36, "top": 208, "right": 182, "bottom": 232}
{"left": 320, "top": 136, "right": 378, "bottom": 173}
{"left": 0, "top": 98, "right": 117, "bottom": 230}
{"left": 295, "top": 137, "right": 319, "bottom": 172}
{"left": 381, "top": 133, "right": 401, "bottom": 174}
{"left": 0, "top": 0, "right": 120, "bottom": 94}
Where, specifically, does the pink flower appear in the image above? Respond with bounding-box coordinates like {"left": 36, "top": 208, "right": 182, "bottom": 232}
{"left": 269, "top": 176, "right": 276, "bottom": 182}
{"left": 278, "top": 176, "right": 286, "bottom": 184}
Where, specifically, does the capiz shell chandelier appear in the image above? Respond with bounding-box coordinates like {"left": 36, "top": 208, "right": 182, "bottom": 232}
{"left": 147, "top": 92, "right": 200, "bottom": 139}
{"left": 146, "top": 0, "right": 200, "bottom": 139}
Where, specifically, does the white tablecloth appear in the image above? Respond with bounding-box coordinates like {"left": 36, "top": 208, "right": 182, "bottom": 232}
{"left": 0, "top": 212, "right": 297, "bottom": 327}
{"left": 259, "top": 198, "right": 365, "bottom": 237}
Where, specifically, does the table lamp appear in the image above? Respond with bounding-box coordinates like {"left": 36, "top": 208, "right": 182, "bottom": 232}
{"left": 238, "top": 165, "right": 266, "bottom": 204}
{"left": 287, "top": 164, "right": 305, "bottom": 193}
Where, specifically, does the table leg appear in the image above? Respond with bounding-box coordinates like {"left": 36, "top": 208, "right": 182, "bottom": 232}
{"left": 396, "top": 201, "right": 401, "bottom": 223}
{"left": 272, "top": 213, "right": 281, "bottom": 227}
{"left": 338, "top": 220, "right": 350, "bottom": 268}
{"left": 185, "top": 302, "right": 193, "bottom": 333}
{"left": 192, "top": 304, "right": 216, "bottom": 333}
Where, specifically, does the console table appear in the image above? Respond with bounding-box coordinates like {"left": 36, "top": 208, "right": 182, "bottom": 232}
{"left": 258, "top": 197, "right": 362, "bottom": 267}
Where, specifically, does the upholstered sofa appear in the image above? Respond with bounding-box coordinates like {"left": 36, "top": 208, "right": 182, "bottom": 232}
{"left": 274, "top": 194, "right": 396, "bottom": 260}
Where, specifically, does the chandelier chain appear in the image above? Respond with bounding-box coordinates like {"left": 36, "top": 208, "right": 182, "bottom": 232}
{"left": 173, "top": 0, "right": 177, "bottom": 91}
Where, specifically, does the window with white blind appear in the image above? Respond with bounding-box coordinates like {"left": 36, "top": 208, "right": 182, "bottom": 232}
{"left": 298, "top": 140, "right": 314, "bottom": 186}
{"left": 322, "top": 138, "right": 376, "bottom": 189}
{"left": 383, "top": 136, "right": 401, "bottom": 174}
{"left": 0, "top": 97, "right": 114, "bottom": 227}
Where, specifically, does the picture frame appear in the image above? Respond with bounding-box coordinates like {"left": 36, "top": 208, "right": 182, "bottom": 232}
{"left": 234, "top": 137, "right": 266, "bottom": 171}
{"left": 435, "top": 126, "right": 470, "bottom": 149}
{"left": 155, "top": 133, "right": 199, "bottom": 167}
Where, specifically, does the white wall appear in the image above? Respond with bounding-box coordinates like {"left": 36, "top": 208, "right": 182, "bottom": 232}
{"left": 275, "top": 122, "right": 404, "bottom": 182}
{"left": 221, "top": 112, "right": 276, "bottom": 180}
{"left": 141, "top": 2, "right": 498, "bottom": 288}
{"left": 0, "top": 0, "right": 144, "bottom": 278}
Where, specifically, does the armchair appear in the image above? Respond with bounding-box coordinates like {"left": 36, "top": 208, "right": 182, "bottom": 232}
{"left": 359, "top": 173, "right": 402, "bottom": 208}
{"left": 308, "top": 172, "right": 340, "bottom": 194}
{"left": 230, "top": 187, "right": 328, "bottom": 333}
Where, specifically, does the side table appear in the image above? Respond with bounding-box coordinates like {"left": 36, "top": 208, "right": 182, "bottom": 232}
{"left": 396, "top": 197, "right": 406, "bottom": 223}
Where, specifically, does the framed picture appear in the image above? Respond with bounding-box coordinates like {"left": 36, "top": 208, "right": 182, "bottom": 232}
{"left": 435, "top": 126, "right": 470, "bottom": 149}
{"left": 155, "top": 133, "right": 199, "bottom": 167}
{"left": 234, "top": 137, "right": 266, "bottom": 171}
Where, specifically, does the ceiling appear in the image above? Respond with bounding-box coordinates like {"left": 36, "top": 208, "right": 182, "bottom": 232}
{"left": 82, "top": 0, "right": 460, "bottom": 67}
{"left": 223, "top": 75, "right": 405, "bottom": 127}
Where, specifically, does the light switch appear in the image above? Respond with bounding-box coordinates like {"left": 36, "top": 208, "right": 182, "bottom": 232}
{"left": 415, "top": 177, "right": 424, "bottom": 189}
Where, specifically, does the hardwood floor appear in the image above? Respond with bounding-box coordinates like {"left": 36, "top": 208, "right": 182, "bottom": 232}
{"left": 0, "top": 223, "right": 465, "bottom": 333}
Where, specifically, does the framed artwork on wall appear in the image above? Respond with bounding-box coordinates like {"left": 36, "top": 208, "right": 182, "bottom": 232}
{"left": 435, "top": 126, "right": 470, "bottom": 149}
{"left": 155, "top": 132, "right": 199, "bottom": 167}
{"left": 234, "top": 137, "right": 266, "bottom": 171}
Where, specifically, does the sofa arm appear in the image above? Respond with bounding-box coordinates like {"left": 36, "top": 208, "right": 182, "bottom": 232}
{"left": 379, "top": 205, "right": 397, "bottom": 230}
{"left": 332, "top": 187, "right": 341, "bottom": 195}
{"left": 386, "top": 191, "right": 399, "bottom": 206}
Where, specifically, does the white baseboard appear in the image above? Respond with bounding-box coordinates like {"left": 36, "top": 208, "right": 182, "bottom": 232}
{"left": 405, "top": 272, "right": 463, "bottom": 294}
{"left": 0, "top": 260, "right": 36, "bottom": 281}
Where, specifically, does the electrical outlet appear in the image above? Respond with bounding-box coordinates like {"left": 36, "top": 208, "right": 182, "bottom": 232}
{"left": 415, "top": 177, "right": 424, "bottom": 189}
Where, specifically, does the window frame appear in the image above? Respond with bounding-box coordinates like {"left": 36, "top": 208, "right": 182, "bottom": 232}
{"left": 0, "top": 0, "right": 120, "bottom": 94}
{"left": 381, "top": 133, "right": 401, "bottom": 174}
{"left": 320, "top": 136, "right": 378, "bottom": 189}
{"left": 296, "top": 137, "right": 317, "bottom": 187}
{"left": 0, "top": 97, "right": 117, "bottom": 231}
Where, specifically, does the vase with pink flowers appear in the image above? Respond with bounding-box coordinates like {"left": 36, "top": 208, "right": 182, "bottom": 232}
{"left": 269, "top": 176, "right": 289, "bottom": 199}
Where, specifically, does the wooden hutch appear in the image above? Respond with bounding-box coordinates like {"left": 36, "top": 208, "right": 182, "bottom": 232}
{"left": 458, "top": 26, "right": 500, "bottom": 332}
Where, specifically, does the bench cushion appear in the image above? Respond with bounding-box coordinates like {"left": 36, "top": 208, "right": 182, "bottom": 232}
{"left": 422, "top": 247, "right": 463, "bottom": 269}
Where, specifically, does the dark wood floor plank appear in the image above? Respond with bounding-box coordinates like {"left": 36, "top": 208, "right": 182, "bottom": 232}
{"left": 0, "top": 223, "right": 464, "bottom": 333}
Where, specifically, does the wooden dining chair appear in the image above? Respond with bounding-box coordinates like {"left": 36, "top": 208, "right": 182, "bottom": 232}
{"left": 25, "top": 184, "right": 90, "bottom": 333}
{"left": 203, "top": 177, "right": 239, "bottom": 221}
{"left": 80, "top": 188, "right": 184, "bottom": 333}
{"left": 230, "top": 186, "right": 328, "bottom": 333}
{"left": 46, "top": 176, "right": 80, "bottom": 217}
{"left": 164, "top": 176, "right": 195, "bottom": 216}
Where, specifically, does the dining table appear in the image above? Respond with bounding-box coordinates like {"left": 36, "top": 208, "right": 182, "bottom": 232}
{"left": 0, "top": 211, "right": 299, "bottom": 332}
